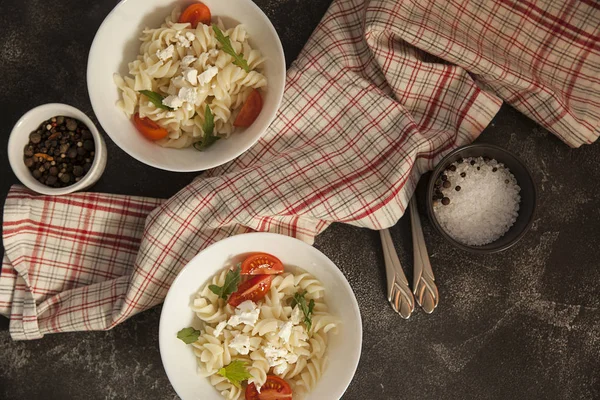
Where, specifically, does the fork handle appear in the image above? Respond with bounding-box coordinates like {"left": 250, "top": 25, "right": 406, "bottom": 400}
{"left": 409, "top": 195, "right": 439, "bottom": 313}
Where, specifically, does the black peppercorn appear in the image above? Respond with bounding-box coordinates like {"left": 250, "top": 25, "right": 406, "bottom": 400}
{"left": 60, "top": 173, "right": 71, "bottom": 184}
{"left": 455, "top": 186, "right": 461, "bottom": 191}
{"left": 443, "top": 181, "right": 451, "bottom": 188}
{"left": 460, "top": 172, "right": 466, "bottom": 178}
{"left": 470, "top": 160, "right": 475, "bottom": 165}
{"left": 442, "top": 197, "right": 450, "bottom": 205}
{"left": 448, "top": 165, "right": 456, "bottom": 172}
{"left": 73, "top": 166, "right": 84, "bottom": 177}
{"left": 30, "top": 132, "right": 42, "bottom": 144}
{"left": 492, "top": 167, "right": 497, "bottom": 172}
{"left": 66, "top": 119, "right": 78, "bottom": 131}
{"left": 83, "top": 140, "right": 94, "bottom": 151}
{"left": 441, "top": 174, "right": 448, "bottom": 181}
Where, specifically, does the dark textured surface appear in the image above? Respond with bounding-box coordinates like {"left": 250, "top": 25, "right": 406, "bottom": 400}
{"left": 1, "top": 1, "right": 600, "bottom": 399}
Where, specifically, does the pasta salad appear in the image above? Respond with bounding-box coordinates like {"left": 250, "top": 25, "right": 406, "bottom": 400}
{"left": 177, "top": 253, "right": 340, "bottom": 399}
{"left": 114, "top": 2, "right": 267, "bottom": 150}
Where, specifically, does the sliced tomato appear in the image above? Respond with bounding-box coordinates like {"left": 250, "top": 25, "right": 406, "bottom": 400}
{"left": 245, "top": 375, "right": 292, "bottom": 400}
{"left": 228, "top": 275, "right": 272, "bottom": 307}
{"left": 133, "top": 113, "right": 168, "bottom": 141}
{"left": 241, "top": 253, "right": 284, "bottom": 276}
{"left": 178, "top": 3, "right": 211, "bottom": 28}
{"left": 233, "top": 89, "right": 263, "bottom": 127}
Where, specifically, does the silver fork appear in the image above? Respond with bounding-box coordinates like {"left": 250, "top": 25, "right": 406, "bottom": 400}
{"left": 379, "top": 228, "right": 414, "bottom": 319}
{"left": 409, "top": 195, "right": 439, "bottom": 313}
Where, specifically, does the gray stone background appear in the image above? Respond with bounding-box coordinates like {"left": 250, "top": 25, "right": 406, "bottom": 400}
{"left": 1, "top": 0, "right": 599, "bottom": 399}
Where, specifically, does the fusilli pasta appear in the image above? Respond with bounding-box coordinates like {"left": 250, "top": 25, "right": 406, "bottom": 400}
{"left": 183, "top": 267, "right": 340, "bottom": 399}
{"left": 114, "top": 7, "right": 267, "bottom": 149}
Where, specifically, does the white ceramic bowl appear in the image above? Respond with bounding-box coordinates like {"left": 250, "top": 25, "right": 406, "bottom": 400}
{"left": 7, "top": 103, "right": 108, "bottom": 195}
{"left": 159, "top": 233, "right": 362, "bottom": 400}
{"left": 87, "top": 0, "right": 286, "bottom": 172}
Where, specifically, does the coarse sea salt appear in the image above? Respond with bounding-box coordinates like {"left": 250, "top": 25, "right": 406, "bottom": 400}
{"left": 432, "top": 157, "right": 521, "bottom": 246}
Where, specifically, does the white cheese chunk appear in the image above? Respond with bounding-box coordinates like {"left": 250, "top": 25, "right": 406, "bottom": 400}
{"left": 181, "top": 55, "right": 197, "bottom": 67}
{"left": 162, "top": 95, "right": 183, "bottom": 109}
{"left": 263, "top": 343, "right": 288, "bottom": 366}
{"left": 278, "top": 321, "right": 293, "bottom": 344}
{"left": 197, "top": 66, "right": 219, "bottom": 86}
{"left": 273, "top": 361, "right": 288, "bottom": 376}
{"left": 227, "top": 300, "right": 260, "bottom": 327}
{"left": 175, "top": 32, "right": 194, "bottom": 48}
{"left": 228, "top": 334, "right": 251, "bottom": 355}
{"left": 183, "top": 68, "right": 198, "bottom": 85}
{"left": 213, "top": 320, "right": 227, "bottom": 337}
{"left": 156, "top": 44, "right": 175, "bottom": 61}
{"left": 177, "top": 87, "right": 198, "bottom": 104}
{"left": 291, "top": 305, "right": 303, "bottom": 325}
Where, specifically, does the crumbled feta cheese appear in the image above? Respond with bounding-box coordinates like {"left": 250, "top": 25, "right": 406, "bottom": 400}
{"left": 181, "top": 55, "right": 197, "bottom": 67}
{"left": 172, "top": 76, "right": 185, "bottom": 87}
{"left": 229, "top": 334, "right": 251, "bottom": 355}
{"left": 182, "top": 68, "right": 198, "bottom": 85}
{"left": 227, "top": 300, "right": 260, "bottom": 327}
{"left": 156, "top": 44, "right": 175, "bottom": 61}
{"left": 237, "top": 300, "right": 256, "bottom": 313}
{"left": 208, "top": 49, "right": 219, "bottom": 57}
{"left": 227, "top": 315, "right": 242, "bottom": 327}
{"left": 213, "top": 320, "right": 227, "bottom": 337}
{"left": 175, "top": 32, "right": 192, "bottom": 48}
{"left": 185, "top": 32, "right": 196, "bottom": 42}
{"left": 197, "top": 66, "right": 219, "bottom": 86}
{"left": 210, "top": 84, "right": 216, "bottom": 89}
{"left": 278, "top": 321, "right": 293, "bottom": 344}
{"left": 273, "top": 362, "right": 288, "bottom": 376}
{"left": 178, "top": 87, "right": 198, "bottom": 104}
{"left": 162, "top": 95, "right": 183, "bottom": 109}
{"left": 291, "top": 306, "right": 303, "bottom": 325}
{"left": 147, "top": 102, "right": 153, "bottom": 107}
{"left": 263, "top": 343, "right": 288, "bottom": 365}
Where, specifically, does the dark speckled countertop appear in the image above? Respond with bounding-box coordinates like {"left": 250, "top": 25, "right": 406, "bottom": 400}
{"left": 1, "top": 1, "right": 599, "bottom": 399}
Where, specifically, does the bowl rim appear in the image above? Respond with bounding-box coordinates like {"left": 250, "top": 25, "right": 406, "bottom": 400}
{"left": 86, "top": 0, "right": 286, "bottom": 172}
{"left": 426, "top": 143, "right": 537, "bottom": 254}
{"left": 158, "top": 232, "right": 363, "bottom": 399}
{"left": 7, "top": 103, "right": 107, "bottom": 195}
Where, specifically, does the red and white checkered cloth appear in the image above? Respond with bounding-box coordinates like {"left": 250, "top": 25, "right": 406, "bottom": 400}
{"left": 2, "top": 0, "right": 599, "bottom": 339}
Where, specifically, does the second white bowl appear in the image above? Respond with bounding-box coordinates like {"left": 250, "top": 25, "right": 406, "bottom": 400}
{"left": 159, "top": 233, "right": 362, "bottom": 400}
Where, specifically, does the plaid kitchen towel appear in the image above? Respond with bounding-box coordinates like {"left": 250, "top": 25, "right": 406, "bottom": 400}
{"left": 2, "top": 0, "right": 599, "bottom": 339}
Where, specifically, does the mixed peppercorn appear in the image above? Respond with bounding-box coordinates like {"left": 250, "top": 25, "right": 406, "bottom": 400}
{"left": 23, "top": 116, "right": 95, "bottom": 188}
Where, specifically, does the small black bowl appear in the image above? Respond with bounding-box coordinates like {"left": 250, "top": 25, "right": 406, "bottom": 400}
{"left": 426, "top": 144, "right": 536, "bottom": 254}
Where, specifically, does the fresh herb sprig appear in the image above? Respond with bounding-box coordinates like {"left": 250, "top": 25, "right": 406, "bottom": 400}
{"left": 176, "top": 327, "right": 201, "bottom": 344}
{"left": 291, "top": 290, "right": 315, "bottom": 331}
{"left": 193, "top": 105, "right": 220, "bottom": 151}
{"left": 208, "top": 265, "right": 241, "bottom": 300}
{"left": 217, "top": 360, "right": 253, "bottom": 388}
{"left": 138, "top": 90, "right": 174, "bottom": 111}
{"left": 212, "top": 25, "right": 250, "bottom": 72}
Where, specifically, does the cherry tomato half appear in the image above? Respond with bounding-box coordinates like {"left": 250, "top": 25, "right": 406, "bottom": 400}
{"left": 133, "top": 113, "right": 168, "bottom": 141}
{"left": 233, "top": 89, "right": 263, "bottom": 127}
{"left": 241, "top": 253, "right": 284, "bottom": 275}
{"left": 228, "top": 274, "right": 273, "bottom": 307}
{"left": 245, "top": 375, "right": 292, "bottom": 400}
{"left": 178, "top": 3, "right": 211, "bottom": 28}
